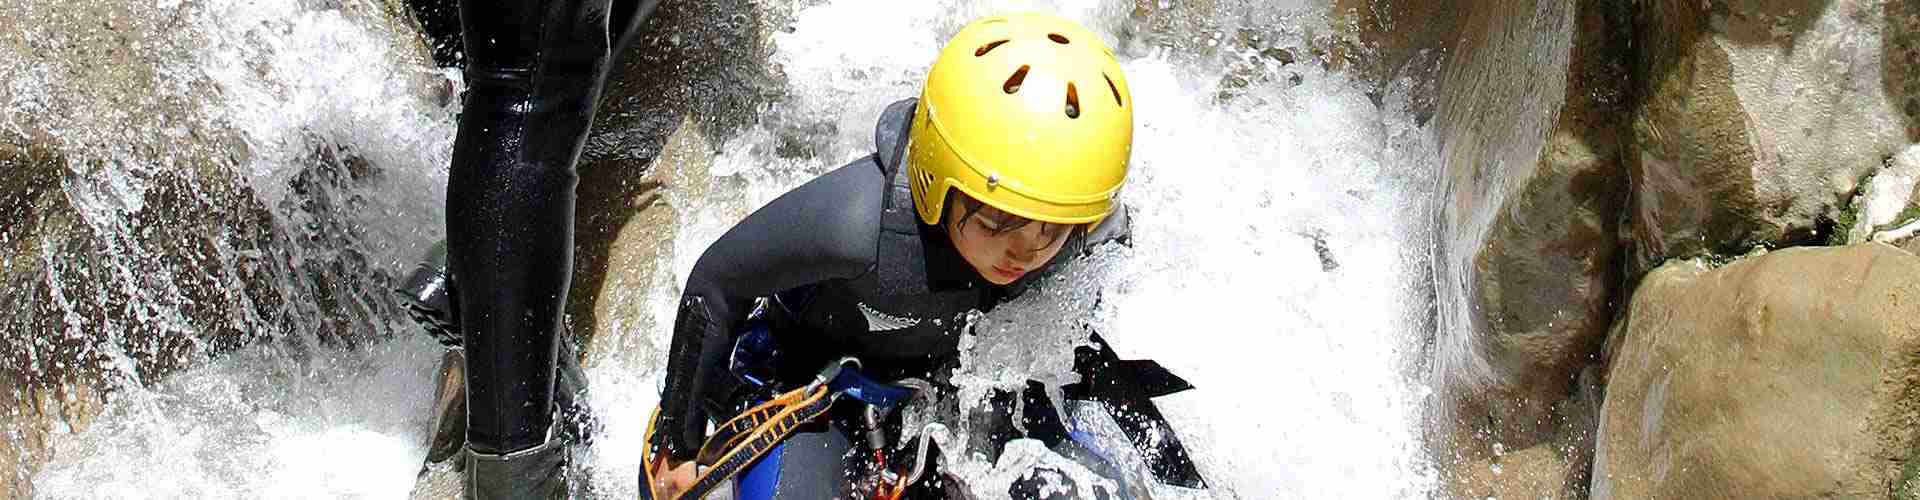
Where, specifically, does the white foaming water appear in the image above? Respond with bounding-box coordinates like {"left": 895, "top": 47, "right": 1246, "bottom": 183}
{"left": 601, "top": 1, "right": 1443, "bottom": 499}
{"left": 26, "top": 0, "right": 452, "bottom": 497}
{"left": 30, "top": 0, "right": 1440, "bottom": 498}
{"left": 192, "top": 0, "right": 456, "bottom": 256}
{"left": 34, "top": 337, "right": 443, "bottom": 500}
{"left": 1079, "top": 62, "right": 1437, "bottom": 498}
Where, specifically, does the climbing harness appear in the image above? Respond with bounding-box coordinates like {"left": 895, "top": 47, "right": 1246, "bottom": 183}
{"left": 641, "top": 324, "right": 938, "bottom": 500}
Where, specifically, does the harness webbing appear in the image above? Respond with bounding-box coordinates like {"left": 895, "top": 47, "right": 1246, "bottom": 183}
{"left": 640, "top": 383, "right": 834, "bottom": 500}
{"left": 640, "top": 359, "right": 922, "bottom": 500}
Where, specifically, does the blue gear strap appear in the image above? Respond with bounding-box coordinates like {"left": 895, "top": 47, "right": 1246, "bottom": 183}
{"left": 826, "top": 366, "right": 917, "bottom": 409}
{"left": 729, "top": 321, "right": 780, "bottom": 388}
{"left": 735, "top": 440, "right": 787, "bottom": 500}
{"left": 730, "top": 319, "right": 918, "bottom": 410}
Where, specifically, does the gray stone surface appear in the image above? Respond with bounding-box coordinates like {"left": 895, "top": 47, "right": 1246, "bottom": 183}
{"left": 1593, "top": 243, "right": 1920, "bottom": 499}
{"left": 1627, "top": 0, "right": 1909, "bottom": 271}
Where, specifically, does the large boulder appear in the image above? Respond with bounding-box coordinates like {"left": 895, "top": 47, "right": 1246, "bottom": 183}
{"left": 1626, "top": 0, "right": 1910, "bottom": 272}
{"left": 1592, "top": 243, "right": 1920, "bottom": 498}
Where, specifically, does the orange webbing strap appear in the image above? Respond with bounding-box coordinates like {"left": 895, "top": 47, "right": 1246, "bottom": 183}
{"left": 877, "top": 477, "right": 910, "bottom": 500}
{"left": 696, "top": 386, "right": 818, "bottom": 464}
{"left": 639, "top": 384, "right": 835, "bottom": 500}
{"left": 639, "top": 409, "right": 669, "bottom": 500}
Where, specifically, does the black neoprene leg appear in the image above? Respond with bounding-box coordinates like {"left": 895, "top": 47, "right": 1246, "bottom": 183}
{"left": 449, "top": 0, "right": 597, "bottom": 456}
{"left": 447, "top": 0, "right": 654, "bottom": 458}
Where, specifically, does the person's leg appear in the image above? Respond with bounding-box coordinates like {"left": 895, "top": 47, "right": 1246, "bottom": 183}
{"left": 445, "top": 0, "right": 651, "bottom": 496}
{"left": 449, "top": 0, "right": 598, "bottom": 454}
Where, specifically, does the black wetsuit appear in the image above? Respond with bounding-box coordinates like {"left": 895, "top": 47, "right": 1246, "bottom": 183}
{"left": 441, "top": 0, "right": 656, "bottom": 496}
{"left": 652, "top": 99, "right": 1204, "bottom": 496}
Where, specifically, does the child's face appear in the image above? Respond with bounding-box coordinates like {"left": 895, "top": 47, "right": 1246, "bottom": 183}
{"left": 944, "top": 194, "right": 1073, "bottom": 285}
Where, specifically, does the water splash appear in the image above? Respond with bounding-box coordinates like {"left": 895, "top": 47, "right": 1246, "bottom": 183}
{"left": 633, "top": 1, "right": 1443, "bottom": 498}
{"left": 32, "top": 337, "right": 443, "bottom": 500}
{"left": 936, "top": 52, "right": 1441, "bottom": 498}
{"left": 17, "top": 0, "right": 452, "bottom": 495}
{"left": 22, "top": 0, "right": 1442, "bottom": 498}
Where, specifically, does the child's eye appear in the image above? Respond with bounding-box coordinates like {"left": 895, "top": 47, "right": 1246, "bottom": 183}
{"left": 973, "top": 218, "right": 1002, "bottom": 232}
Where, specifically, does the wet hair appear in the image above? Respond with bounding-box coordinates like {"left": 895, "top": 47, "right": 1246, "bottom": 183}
{"left": 944, "top": 192, "right": 1079, "bottom": 252}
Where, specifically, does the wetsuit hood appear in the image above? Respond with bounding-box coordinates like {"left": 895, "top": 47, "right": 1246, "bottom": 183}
{"left": 874, "top": 98, "right": 917, "bottom": 176}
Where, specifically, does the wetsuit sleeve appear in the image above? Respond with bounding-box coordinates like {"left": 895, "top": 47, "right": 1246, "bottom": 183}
{"left": 970, "top": 330, "right": 1207, "bottom": 491}
{"left": 653, "top": 159, "right": 888, "bottom": 462}
{"left": 1063, "top": 331, "right": 1204, "bottom": 488}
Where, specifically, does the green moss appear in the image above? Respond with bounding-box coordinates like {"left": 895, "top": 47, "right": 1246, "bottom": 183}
{"left": 1826, "top": 167, "right": 1878, "bottom": 246}
{"left": 1828, "top": 202, "right": 1860, "bottom": 247}
{"left": 1899, "top": 441, "right": 1920, "bottom": 500}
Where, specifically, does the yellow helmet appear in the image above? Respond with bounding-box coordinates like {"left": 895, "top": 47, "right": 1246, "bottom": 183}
{"left": 907, "top": 12, "right": 1133, "bottom": 227}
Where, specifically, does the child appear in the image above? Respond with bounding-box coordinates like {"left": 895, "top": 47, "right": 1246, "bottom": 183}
{"left": 643, "top": 12, "right": 1201, "bottom": 499}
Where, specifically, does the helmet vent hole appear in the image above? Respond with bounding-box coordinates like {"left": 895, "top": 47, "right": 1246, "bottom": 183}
{"left": 1065, "top": 83, "right": 1080, "bottom": 118}
{"left": 1104, "top": 73, "right": 1124, "bottom": 107}
{"left": 1048, "top": 33, "right": 1070, "bottom": 44}
{"left": 1003, "top": 65, "right": 1030, "bottom": 94}
{"left": 975, "top": 40, "right": 1009, "bottom": 57}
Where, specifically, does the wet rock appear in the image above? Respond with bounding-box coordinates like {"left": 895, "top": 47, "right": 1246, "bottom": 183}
{"left": 398, "top": 0, "right": 461, "bottom": 67}
{"left": 0, "top": 0, "right": 429, "bottom": 381}
{"left": 1843, "top": 145, "right": 1920, "bottom": 245}
{"left": 1123, "top": 0, "right": 1222, "bottom": 57}
{"left": 424, "top": 349, "right": 467, "bottom": 464}
{"left": 1592, "top": 243, "right": 1920, "bottom": 499}
{"left": 1440, "top": 364, "right": 1603, "bottom": 500}
{"left": 406, "top": 461, "right": 463, "bottom": 499}
{"left": 1889, "top": 0, "right": 1919, "bottom": 140}
{"left": 1424, "top": 0, "right": 1632, "bottom": 479}
{"left": 1443, "top": 444, "right": 1577, "bottom": 500}
{"left": 566, "top": 0, "right": 783, "bottom": 360}
{"left": 0, "top": 372, "right": 35, "bottom": 499}
{"left": 1626, "top": 0, "right": 1909, "bottom": 272}
{"left": 0, "top": 0, "right": 436, "bottom": 491}
{"left": 0, "top": 373, "right": 111, "bottom": 499}
{"left": 1327, "top": 0, "right": 1463, "bottom": 121}
{"left": 571, "top": 115, "right": 713, "bottom": 366}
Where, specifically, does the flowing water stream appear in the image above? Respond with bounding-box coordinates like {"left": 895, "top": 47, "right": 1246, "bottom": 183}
{"left": 15, "top": 0, "right": 1453, "bottom": 498}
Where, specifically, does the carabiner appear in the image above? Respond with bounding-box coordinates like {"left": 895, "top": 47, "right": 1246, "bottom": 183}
{"left": 804, "top": 356, "right": 862, "bottom": 394}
